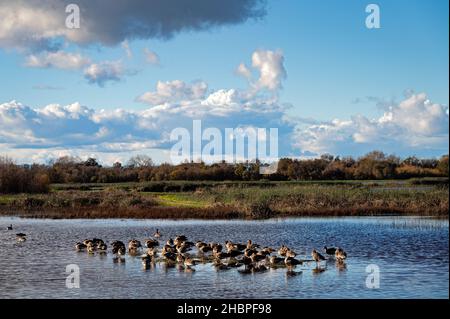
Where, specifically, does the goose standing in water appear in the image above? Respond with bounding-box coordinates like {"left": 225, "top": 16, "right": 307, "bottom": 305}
{"left": 278, "top": 245, "right": 289, "bottom": 256}
{"left": 112, "top": 241, "right": 126, "bottom": 262}
{"left": 311, "top": 249, "right": 326, "bottom": 266}
{"left": 7, "top": 224, "right": 13, "bottom": 230}
{"left": 75, "top": 242, "right": 87, "bottom": 251}
{"left": 284, "top": 256, "right": 302, "bottom": 268}
{"left": 335, "top": 247, "right": 347, "bottom": 261}
{"left": 153, "top": 229, "right": 161, "bottom": 238}
{"left": 16, "top": 233, "right": 26, "bottom": 242}
{"left": 323, "top": 246, "right": 337, "bottom": 256}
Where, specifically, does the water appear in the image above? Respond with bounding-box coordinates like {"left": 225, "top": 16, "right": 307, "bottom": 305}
{"left": 0, "top": 216, "right": 448, "bottom": 299}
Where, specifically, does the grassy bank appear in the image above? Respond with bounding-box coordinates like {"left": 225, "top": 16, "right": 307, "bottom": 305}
{"left": 0, "top": 179, "right": 448, "bottom": 219}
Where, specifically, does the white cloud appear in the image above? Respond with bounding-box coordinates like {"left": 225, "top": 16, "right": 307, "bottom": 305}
{"left": 25, "top": 51, "right": 91, "bottom": 70}
{"left": 83, "top": 61, "right": 127, "bottom": 86}
{"left": 143, "top": 48, "right": 160, "bottom": 65}
{"left": 137, "top": 80, "right": 208, "bottom": 105}
{"left": 251, "top": 49, "right": 286, "bottom": 91}
{"left": 294, "top": 93, "right": 449, "bottom": 157}
{"left": 236, "top": 63, "right": 252, "bottom": 79}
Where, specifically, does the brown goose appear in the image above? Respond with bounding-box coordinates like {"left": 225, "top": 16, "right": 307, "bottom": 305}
{"left": 75, "top": 242, "right": 87, "bottom": 251}
{"left": 335, "top": 247, "right": 347, "bottom": 261}
{"left": 284, "top": 256, "right": 302, "bottom": 267}
{"left": 323, "top": 246, "right": 337, "bottom": 256}
{"left": 312, "top": 249, "right": 326, "bottom": 265}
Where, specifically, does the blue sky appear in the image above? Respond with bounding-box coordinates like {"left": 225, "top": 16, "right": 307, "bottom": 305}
{"left": 0, "top": 0, "right": 448, "bottom": 164}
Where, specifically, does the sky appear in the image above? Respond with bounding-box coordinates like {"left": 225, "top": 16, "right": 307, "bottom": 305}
{"left": 0, "top": 0, "right": 448, "bottom": 165}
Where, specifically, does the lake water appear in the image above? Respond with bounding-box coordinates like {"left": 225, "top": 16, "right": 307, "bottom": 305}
{"left": 0, "top": 216, "right": 448, "bottom": 299}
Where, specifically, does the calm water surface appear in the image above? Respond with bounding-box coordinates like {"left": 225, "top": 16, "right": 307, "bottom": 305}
{"left": 0, "top": 216, "right": 448, "bottom": 299}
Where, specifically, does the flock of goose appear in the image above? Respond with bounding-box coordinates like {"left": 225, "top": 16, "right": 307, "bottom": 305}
{"left": 5, "top": 224, "right": 27, "bottom": 242}
{"left": 74, "top": 229, "right": 348, "bottom": 274}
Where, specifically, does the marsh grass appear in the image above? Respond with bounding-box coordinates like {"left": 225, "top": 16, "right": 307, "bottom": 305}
{"left": 0, "top": 182, "right": 448, "bottom": 219}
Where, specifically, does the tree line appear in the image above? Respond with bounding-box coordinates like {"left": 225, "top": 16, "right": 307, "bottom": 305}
{"left": 0, "top": 151, "right": 448, "bottom": 193}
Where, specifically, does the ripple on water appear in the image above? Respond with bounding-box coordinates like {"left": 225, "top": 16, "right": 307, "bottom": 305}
{"left": 0, "top": 216, "right": 448, "bottom": 299}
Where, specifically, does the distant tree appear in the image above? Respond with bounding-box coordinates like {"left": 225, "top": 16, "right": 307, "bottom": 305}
{"left": 438, "top": 155, "right": 449, "bottom": 176}
{"left": 126, "top": 155, "right": 154, "bottom": 168}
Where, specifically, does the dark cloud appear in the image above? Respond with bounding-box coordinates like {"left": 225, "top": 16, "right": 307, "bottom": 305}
{"left": 0, "top": 0, "right": 267, "bottom": 50}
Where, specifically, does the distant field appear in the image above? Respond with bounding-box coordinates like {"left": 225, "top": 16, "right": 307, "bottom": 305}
{"left": 0, "top": 178, "right": 448, "bottom": 219}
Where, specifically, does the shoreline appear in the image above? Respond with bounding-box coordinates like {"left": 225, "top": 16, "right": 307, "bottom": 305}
{"left": 1, "top": 206, "right": 448, "bottom": 220}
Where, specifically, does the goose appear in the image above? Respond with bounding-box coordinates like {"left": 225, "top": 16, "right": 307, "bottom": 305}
{"left": 141, "top": 254, "right": 153, "bottom": 269}
{"left": 261, "top": 247, "right": 275, "bottom": 254}
{"left": 238, "top": 264, "right": 254, "bottom": 274}
{"left": 112, "top": 241, "right": 126, "bottom": 257}
{"left": 162, "top": 244, "right": 175, "bottom": 255}
{"left": 16, "top": 233, "right": 26, "bottom": 242}
{"left": 335, "top": 247, "right": 347, "bottom": 261}
{"left": 226, "top": 258, "right": 241, "bottom": 268}
{"left": 92, "top": 238, "right": 104, "bottom": 246}
{"left": 284, "top": 256, "right": 302, "bottom": 267}
{"left": 311, "top": 249, "right": 326, "bottom": 265}
{"left": 214, "top": 251, "right": 230, "bottom": 259}
{"left": 230, "top": 241, "right": 246, "bottom": 251}
{"left": 250, "top": 253, "right": 266, "bottom": 263}
{"left": 278, "top": 245, "right": 289, "bottom": 256}
{"left": 166, "top": 238, "right": 174, "bottom": 246}
{"left": 75, "top": 242, "right": 87, "bottom": 251}
{"left": 184, "top": 256, "right": 195, "bottom": 269}
{"left": 176, "top": 253, "right": 185, "bottom": 264}
{"left": 174, "top": 235, "right": 187, "bottom": 246}
{"left": 285, "top": 250, "right": 297, "bottom": 258}
{"left": 153, "top": 229, "right": 161, "bottom": 238}
{"left": 145, "top": 239, "right": 159, "bottom": 248}
{"left": 198, "top": 245, "right": 212, "bottom": 253}
{"left": 196, "top": 241, "right": 207, "bottom": 249}
{"left": 98, "top": 243, "right": 107, "bottom": 253}
{"left": 253, "top": 264, "right": 268, "bottom": 273}
{"left": 83, "top": 239, "right": 93, "bottom": 246}
{"left": 7, "top": 224, "right": 12, "bottom": 230}
{"left": 176, "top": 242, "right": 191, "bottom": 253}
{"left": 269, "top": 256, "right": 284, "bottom": 266}
{"left": 323, "top": 246, "right": 337, "bottom": 256}
{"left": 244, "top": 248, "right": 257, "bottom": 257}
{"left": 213, "top": 259, "right": 230, "bottom": 270}
{"left": 163, "top": 252, "right": 177, "bottom": 262}
{"left": 146, "top": 247, "right": 158, "bottom": 257}
{"left": 87, "top": 242, "right": 96, "bottom": 254}
{"left": 212, "top": 246, "right": 222, "bottom": 254}
{"left": 228, "top": 249, "right": 243, "bottom": 257}
{"left": 246, "top": 240, "right": 259, "bottom": 250}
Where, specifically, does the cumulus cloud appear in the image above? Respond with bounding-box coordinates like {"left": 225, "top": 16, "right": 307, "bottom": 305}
{"left": 294, "top": 93, "right": 449, "bottom": 157}
{"left": 235, "top": 49, "right": 286, "bottom": 94}
{"left": 143, "top": 48, "right": 160, "bottom": 65}
{"left": 83, "top": 61, "right": 130, "bottom": 86}
{"left": 236, "top": 63, "right": 252, "bottom": 79}
{"left": 25, "top": 50, "right": 91, "bottom": 69}
{"left": 137, "top": 80, "right": 208, "bottom": 105}
{"left": 0, "top": 0, "right": 267, "bottom": 51}
{"left": 251, "top": 49, "right": 286, "bottom": 91}
{"left": 0, "top": 85, "right": 293, "bottom": 164}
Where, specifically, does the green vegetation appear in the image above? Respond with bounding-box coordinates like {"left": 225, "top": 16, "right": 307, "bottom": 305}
{"left": 0, "top": 179, "right": 447, "bottom": 219}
